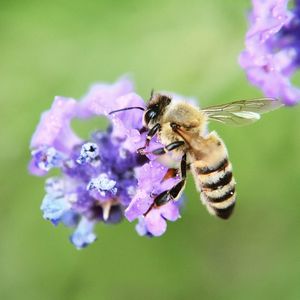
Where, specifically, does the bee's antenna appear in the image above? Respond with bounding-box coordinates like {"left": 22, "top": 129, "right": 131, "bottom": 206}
{"left": 150, "top": 89, "right": 155, "bottom": 100}
{"left": 108, "top": 106, "right": 145, "bottom": 115}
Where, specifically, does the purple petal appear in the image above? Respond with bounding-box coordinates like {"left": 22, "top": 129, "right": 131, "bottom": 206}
{"left": 160, "top": 201, "right": 181, "bottom": 221}
{"left": 135, "top": 201, "right": 180, "bottom": 237}
{"left": 109, "top": 92, "right": 145, "bottom": 128}
{"left": 240, "top": 0, "right": 300, "bottom": 105}
{"left": 78, "top": 77, "right": 136, "bottom": 117}
{"left": 30, "top": 146, "right": 65, "bottom": 173}
{"left": 144, "top": 210, "right": 167, "bottom": 237}
{"left": 135, "top": 217, "right": 150, "bottom": 236}
{"left": 28, "top": 159, "right": 47, "bottom": 176}
{"left": 30, "top": 96, "right": 82, "bottom": 153}
{"left": 124, "top": 190, "right": 153, "bottom": 221}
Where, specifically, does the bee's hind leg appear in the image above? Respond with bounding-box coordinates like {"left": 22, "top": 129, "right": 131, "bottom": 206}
{"left": 161, "top": 168, "right": 178, "bottom": 182}
{"left": 143, "top": 153, "right": 187, "bottom": 217}
{"left": 154, "top": 153, "right": 187, "bottom": 206}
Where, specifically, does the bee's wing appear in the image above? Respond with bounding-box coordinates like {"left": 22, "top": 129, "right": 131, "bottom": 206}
{"left": 202, "top": 98, "right": 283, "bottom": 126}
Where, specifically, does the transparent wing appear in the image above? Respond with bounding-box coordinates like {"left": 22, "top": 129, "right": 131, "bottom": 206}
{"left": 202, "top": 98, "right": 283, "bottom": 126}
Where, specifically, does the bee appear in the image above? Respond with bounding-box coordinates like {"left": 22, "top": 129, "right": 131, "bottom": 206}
{"left": 110, "top": 93, "right": 282, "bottom": 219}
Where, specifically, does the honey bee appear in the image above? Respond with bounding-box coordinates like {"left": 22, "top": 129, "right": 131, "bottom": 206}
{"left": 110, "top": 93, "right": 282, "bottom": 219}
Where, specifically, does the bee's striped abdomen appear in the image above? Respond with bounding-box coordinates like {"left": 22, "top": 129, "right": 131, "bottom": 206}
{"left": 198, "top": 159, "right": 236, "bottom": 219}
{"left": 190, "top": 132, "right": 236, "bottom": 219}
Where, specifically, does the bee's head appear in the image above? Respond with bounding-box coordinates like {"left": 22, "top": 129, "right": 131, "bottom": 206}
{"left": 144, "top": 93, "right": 172, "bottom": 127}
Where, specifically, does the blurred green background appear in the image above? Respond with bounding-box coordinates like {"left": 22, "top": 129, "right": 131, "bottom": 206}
{"left": 1, "top": 0, "right": 300, "bottom": 299}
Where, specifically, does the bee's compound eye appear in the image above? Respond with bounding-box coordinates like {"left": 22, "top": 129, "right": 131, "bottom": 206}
{"left": 144, "top": 109, "right": 157, "bottom": 124}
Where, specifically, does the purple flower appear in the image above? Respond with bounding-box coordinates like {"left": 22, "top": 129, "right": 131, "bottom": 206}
{"left": 30, "top": 77, "right": 148, "bottom": 248}
{"left": 239, "top": 0, "right": 300, "bottom": 105}
{"left": 125, "top": 157, "right": 182, "bottom": 237}
{"left": 135, "top": 202, "right": 181, "bottom": 237}
{"left": 30, "top": 76, "right": 190, "bottom": 246}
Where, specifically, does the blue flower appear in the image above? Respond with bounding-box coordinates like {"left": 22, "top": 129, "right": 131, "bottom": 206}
{"left": 70, "top": 218, "right": 97, "bottom": 249}
{"left": 40, "top": 194, "right": 71, "bottom": 225}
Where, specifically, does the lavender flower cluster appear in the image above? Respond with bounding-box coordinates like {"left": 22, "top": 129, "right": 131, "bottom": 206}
{"left": 240, "top": 0, "right": 300, "bottom": 105}
{"left": 29, "top": 78, "right": 181, "bottom": 249}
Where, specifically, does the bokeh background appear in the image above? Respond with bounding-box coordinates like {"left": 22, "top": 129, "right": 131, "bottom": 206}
{"left": 1, "top": 0, "right": 300, "bottom": 299}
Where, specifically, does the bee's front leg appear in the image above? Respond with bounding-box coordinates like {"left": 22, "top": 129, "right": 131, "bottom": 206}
{"left": 148, "top": 140, "right": 185, "bottom": 156}
{"left": 137, "top": 123, "right": 161, "bottom": 155}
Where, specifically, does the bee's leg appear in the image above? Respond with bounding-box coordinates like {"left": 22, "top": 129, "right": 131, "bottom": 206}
{"left": 154, "top": 153, "right": 187, "bottom": 206}
{"left": 161, "top": 168, "right": 178, "bottom": 182}
{"left": 161, "top": 164, "right": 193, "bottom": 184}
{"left": 150, "top": 140, "right": 185, "bottom": 156}
{"left": 143, "top": 154, "right": 187, "bottom": 216}
{"left": 180, "top": 152, "right": 187, "bottom": 178}
{"left": 137, "top": 123, "right": 161, "bottom": 154}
